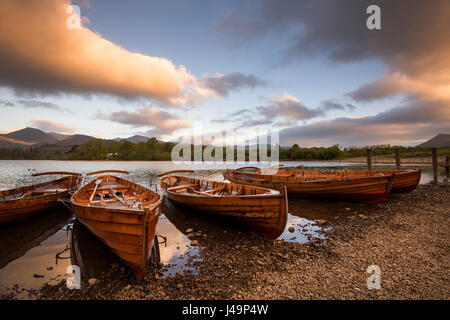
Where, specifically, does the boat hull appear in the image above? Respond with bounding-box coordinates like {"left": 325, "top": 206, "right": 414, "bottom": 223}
{"left": 0, "top": 175, "right": 81, "bottom": 227}
{"left": 224, "top": 171, "right": 394, "bottom": 204}
{"left": 162, "top": 176, "right": 288, "bottom": 239}
{"left": 376, "top": 170, "right": 421, "bottom": 194}
{"left": 71, "top": 175, "right": 161, "bottom": 280}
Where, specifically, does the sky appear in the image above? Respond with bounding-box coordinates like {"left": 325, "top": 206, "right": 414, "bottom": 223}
{"left": 0, "top": 0, "right": 449, "bottom": 147}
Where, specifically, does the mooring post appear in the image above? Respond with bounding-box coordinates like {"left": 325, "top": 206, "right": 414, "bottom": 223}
{"left": 432, "top": 148, "right": 438, "bottom": 184}
{"left": 366, "top": 148, "right": 372, "bottom": 172}
{"left": 395, "top": 148, "right": 401, "bottom": 170}
{"left": 445, "top": 156, "right": 449, "bottom": 178}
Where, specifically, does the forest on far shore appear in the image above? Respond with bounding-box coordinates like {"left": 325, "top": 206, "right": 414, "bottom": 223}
{"left": 1, "top": 137, "right": 449, "bottom": 161}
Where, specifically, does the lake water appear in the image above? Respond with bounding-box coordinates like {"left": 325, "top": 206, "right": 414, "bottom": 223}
{"left": 0, "top": 160, "right": 444, "bottom": 299}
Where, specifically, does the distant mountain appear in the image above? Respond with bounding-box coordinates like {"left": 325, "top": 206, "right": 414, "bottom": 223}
{"left": 0, "top": 128, "right": 152, "bottom": 149}
{"left": 1, "top": 127, "right": 57, "bottom": 145}
{"left": 113, "top": 135, "right": 150, "bottom": 143}
{"left": 417, "top": 134, "right": 450, "bottom": 148}
{"left": 53, "top": 134, "right": 95, "bottom": 147}
{"left": 0, "top": 128, "right": 94, "bottom": 148}
{"left": 0, "top": 136, "right": 35, "bottom": 148}
{"left": 47, "top": 132, "right": 71, "bottom": 140}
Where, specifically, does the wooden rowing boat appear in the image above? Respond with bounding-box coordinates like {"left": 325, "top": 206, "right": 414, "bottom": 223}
{"left": 257, "top": 167, "right": 421, "bottom": 194}
{"left": 70, "top": 219, "right": 161, "bottom": 282}
{"left": 159, "top": 171, "right": 288, "bottom": 239}
{"left": 224, "top": 168, "right": 395, "bottom": 204}
{"left": 321, "top": 169, "right": 421, "bottom": 194}
{"left": 0, "top": 172, "right": 81, "bottom": 226}
{"left": 70, "top": 170, "right": 162, "bottom": 280}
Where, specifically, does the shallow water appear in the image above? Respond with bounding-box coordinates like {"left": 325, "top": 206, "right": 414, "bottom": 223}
{"left": 0, "top": 160, "right": 444, "bottom": 299}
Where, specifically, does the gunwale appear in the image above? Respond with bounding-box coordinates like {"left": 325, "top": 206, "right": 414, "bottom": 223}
{"left": 70, "top": 174, "right": 162, "bottom": 280}
{"left": 160, "top": 175, "right": 288, "bottom": 239}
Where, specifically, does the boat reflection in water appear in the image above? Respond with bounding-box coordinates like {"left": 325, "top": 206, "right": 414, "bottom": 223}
{"left": 70, "top": 219, "right": 160, "bottom": 282}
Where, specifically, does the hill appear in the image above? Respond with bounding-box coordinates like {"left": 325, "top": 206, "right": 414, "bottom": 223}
{"left": 418, "top": 134, "right": 450, "bottom": 148}
{"left": 0, "top": 127, "right": 57, "bottom": 145}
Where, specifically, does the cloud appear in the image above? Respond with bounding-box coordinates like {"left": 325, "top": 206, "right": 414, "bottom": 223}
{"left": 28, "top": 119, "right": 76, "bottom": 133}
{"left": 0, "top": 0, "right": 218, "bottom": 106}
{"left": 0, "top": 100, "right": 14, "bottom": 107}
{"left": 319, "top": 100, "right": 355, "bottom": 112}
{"left": 0, "top": 99, "right": 74, "bottom": 113}
{"left": 280, "top": 97, "right": 450, "bottom": 147}
{"left": 203, "top": 72, "right": 267, "bottom": 96}
{"left": 214, "top": 93, "right": 353, "bottom": 128}
{"left": 100, "top": 107, "right": 192, "bottom": 137}
{"left": 219, "top": 0, "right": 450, "bottom": 144}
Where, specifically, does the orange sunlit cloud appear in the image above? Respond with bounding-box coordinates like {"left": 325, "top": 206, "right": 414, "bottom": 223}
{"left": 0, "top": 0, "right": 214, "bottom": 106}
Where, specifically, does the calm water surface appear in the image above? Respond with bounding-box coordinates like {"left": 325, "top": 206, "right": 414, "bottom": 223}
{"left": 0, "top": 160, "right": 443, "bottom": 299}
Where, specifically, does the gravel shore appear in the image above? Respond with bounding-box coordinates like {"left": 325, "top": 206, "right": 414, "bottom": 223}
{"left": 38, "top": 183, "right": 449, "bottom": 300}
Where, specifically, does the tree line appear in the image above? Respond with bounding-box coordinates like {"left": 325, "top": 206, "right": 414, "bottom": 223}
{"left": 0, "top": 139, "right": 448, "bottom": 161}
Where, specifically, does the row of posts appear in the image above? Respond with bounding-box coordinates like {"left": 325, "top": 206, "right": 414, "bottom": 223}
{"left": 366, "top": 148, "right": 449, "bottom": 184}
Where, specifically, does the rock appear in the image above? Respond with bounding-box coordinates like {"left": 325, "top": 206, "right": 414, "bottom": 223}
{"left": 186, "top": 233, "right": 194, "bottom": 238}
{"left": 190, "top": 240, "right": 198, "bottom": 245}
{"left": 124, "top": 284, "right": 131, "bottom": 290}
{"left": 316, "top": 219, "right": 328, "bottom": 225}
{"left": 288, "top": 226, "right": 295, "bottom": 233}
{"left": 250, "top": 246, "right": 259, "bottom": 251}
{"left": 345, "top": 207, "right": 351, "bottom": 211}
{"left": 186, "top": 228, "right": 193, "bottom": 233}
{"left": 46, "top": 266, "right": 53, "bottom": 271}
{"left": 88, "top": 278, "right": 100, "bottom": 286}
{"left": 120, "top": 266, "right": 126, "bottom": 273}
{"left": 177, "top": 283, "right": 183, "bottom": 289}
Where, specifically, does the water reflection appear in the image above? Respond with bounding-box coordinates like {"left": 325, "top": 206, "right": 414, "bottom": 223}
{"left": 0, "top": 208, "right": 73, "bottom": 299}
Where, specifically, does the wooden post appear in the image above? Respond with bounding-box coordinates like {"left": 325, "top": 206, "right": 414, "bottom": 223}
{"left": 432, "top": 148, "right": 438, "bottom": 184}
{"left": 395, "top": 148, "right": 401, "bottom": 170}
{"left": 445, "top": 156, "right": 449, "bottom": 178}
{"left": 366, "top": 148, "right": 372, "bottom": 172}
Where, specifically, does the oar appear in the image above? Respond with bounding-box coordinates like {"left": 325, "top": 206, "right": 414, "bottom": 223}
{"left": 109, "top": 188, "right": 128, "bottom": 206}
{"left": 89, "top": 179, "right": 102, "bottom": 202}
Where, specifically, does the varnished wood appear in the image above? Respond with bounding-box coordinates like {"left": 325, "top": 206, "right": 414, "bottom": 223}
{"left": 71, "top": 174, "right": 162, "bottom": 280}
{"left": 0, "top": 174, "right": 82, "bottom": 226}
{"left": 32, "top": 171, "right": 81, "bottom": 177}
{"left": 86, "top": 170, "right": 129, "bottom": 176}
{"left": 160, "top": 175, "right": 288, "bottom": 239}
{"left": 157, "top": 169, "right": 194, "bottom": 177}
{"left": 224, "top": 169, "right": 396, "bottom": 204}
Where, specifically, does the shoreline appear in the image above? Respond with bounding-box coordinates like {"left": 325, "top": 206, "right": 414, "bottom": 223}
{"left": 33, "top": 183, "right": 449, "bottom": 300}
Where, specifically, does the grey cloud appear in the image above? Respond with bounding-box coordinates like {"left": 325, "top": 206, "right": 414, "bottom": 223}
{"left": 100, "top": 107, "right": 192, "bottom": 137}
{"left": 203, "top": 73, "right": 267, "bottom": 96}
{"left": 319, "top": 100, "right": 356, "bottom": 112}
{"left": 280, "top": 98, "right": 450, "bottom": 146}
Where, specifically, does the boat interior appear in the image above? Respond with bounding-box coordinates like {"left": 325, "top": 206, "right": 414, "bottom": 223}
{"left": 73, "top": 175, "right": 159, "bottom": 210}
{"left": 161, "top": 175, "right": 275, "bottom": 197}
{"left": 232, "top": 168, "right": 396, "bottom": 182}
{"left": 0, "top": 175, "right": 80, "bottom": 201}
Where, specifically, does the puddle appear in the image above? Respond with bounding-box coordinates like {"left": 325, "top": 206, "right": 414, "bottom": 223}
{"left": 278, "top": 214, "right": 328, "bottom": 244}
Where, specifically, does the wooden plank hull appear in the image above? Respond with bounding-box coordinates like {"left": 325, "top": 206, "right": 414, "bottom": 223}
{"left": 161, "top": 176, "right": 288, "bottom": 239}
{"left": 0, "top": 175, "right": 81, "bottom": 227}
{"left": 71, "top": 175, "right": 161, "bottom": 280}
{"left": 224, "top": 171, "right": 394, "bottom": 204}
{"left": 374, "top": 170, "right": 421, "bottom": 194}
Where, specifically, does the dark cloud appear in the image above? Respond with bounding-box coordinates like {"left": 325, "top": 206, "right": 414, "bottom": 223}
{"left": 319, "top": 100, "right": 356, "bottom": 112}
{"left": 203, "top": 73, "right": 267, "bottom": 96}
{"left": 219, "top": 0, "right": 450, "bottom": 145}
{"left": 0, "top": 100, "right": 14, "bottom": 107}
{"left": 100, "top": 107, "right": 192, "bottom": 137}
{"left": 0, "top": 99, "right": 73, "bottom": 112}
{"left": 280, "top": 98, "right": 450, "bottom": 146}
